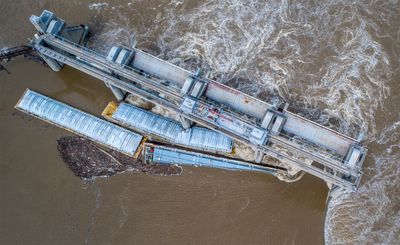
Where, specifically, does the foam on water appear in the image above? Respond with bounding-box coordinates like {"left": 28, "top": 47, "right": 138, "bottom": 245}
{"left": 89, "top": 2, "right": 109, "bottom": 11}
{"left": 325, "top": 121, "right": 400, "bottom": 244}
{"left": 156, "top": 0, "right": 394, "bottom": 137}
{"left": 88, "top": 0, "right": 399, "bottom": 244}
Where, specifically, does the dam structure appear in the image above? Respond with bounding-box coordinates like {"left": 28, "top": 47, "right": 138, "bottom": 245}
{"left": 26, "top": 10, "right": 366, "bottom": 191}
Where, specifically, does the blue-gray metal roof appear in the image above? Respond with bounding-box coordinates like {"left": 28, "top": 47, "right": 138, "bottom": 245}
{"left": 112, "top": 102, "right": 233, "bottom": 153}
{"left": 150, "top": 146, "right": 276, "bottom": 175}
{"left": 15, "top": 89, "right": 142, "bottom": 156}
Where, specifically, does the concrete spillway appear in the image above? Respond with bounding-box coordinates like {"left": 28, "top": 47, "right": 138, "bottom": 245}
{"left": 27, "top": 10, "right": 367, "bottom": 191}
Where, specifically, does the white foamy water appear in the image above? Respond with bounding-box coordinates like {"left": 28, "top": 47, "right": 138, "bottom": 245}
{"left": 325, "top": 121, "right": 400, "bottom": 244}
{"left": 88, "top": 0, "right": 400, "bottom": 244}
{"left": 89, "top": 2, "right": 109, "bottom": 11}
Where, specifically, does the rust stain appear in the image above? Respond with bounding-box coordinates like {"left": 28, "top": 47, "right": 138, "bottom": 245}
{"left": 209, "top": 82, "right": 240, "bottom": 95}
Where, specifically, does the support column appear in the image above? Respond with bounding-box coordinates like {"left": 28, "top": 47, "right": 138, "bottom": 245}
{"left": 255, "top": 149, "right": 264, "bottom": 163}
{"left": 37, "top": 53, "right": 62, "bottom": 72}
{"left": 179, "top": 115, "right": 193, "bottom": 129}
{"left": 105, "top": 81, "right": 125, "bottom": 101}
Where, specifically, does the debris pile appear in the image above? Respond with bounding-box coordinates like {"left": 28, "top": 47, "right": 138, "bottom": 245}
{"left": 57, "top": 136, "right": 182, "bottom": 179}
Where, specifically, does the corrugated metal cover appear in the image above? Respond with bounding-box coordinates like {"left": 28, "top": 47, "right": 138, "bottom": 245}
{"left": 112, "top": 102, "right": 233, "bottom": 153}
{"left": 151, "top": 147, "right": 275, "bottom": 174}
{"left": 15, "top": 89, "right": 142, "bottom": 156}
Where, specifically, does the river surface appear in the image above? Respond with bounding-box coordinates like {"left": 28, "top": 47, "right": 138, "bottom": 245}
{"left": 0, "top": 1, "right": 399, "bottom": 244}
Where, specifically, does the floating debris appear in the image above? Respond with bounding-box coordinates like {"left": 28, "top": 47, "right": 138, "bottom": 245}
{"left": 57, "top": 136, "right": 182, "bottom": 180}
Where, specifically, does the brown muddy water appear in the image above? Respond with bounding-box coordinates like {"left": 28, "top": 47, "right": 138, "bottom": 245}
{"left": 0, "top": 1, "right": 399, "bottom": 244}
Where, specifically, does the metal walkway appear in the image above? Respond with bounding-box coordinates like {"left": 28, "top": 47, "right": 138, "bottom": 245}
{"left": 26, "top": 10, "right": 367, "bottom": 191}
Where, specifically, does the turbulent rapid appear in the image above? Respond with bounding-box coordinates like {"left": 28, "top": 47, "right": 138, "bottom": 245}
{"left": 325, "top": 121, "right": 400, "bottom": 244}
{"left": 88, "top": 0, "right": 399, "bottom": 244}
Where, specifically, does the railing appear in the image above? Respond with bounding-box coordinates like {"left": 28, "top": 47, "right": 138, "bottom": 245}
{"left": 43, "top": 34, "right": 356, "bottom": 166}
{"left": 53, "top": 35, "right": 172, "bottom": 83}
{"left": 35, "top": 33, "right": 362, "bottom": 190}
